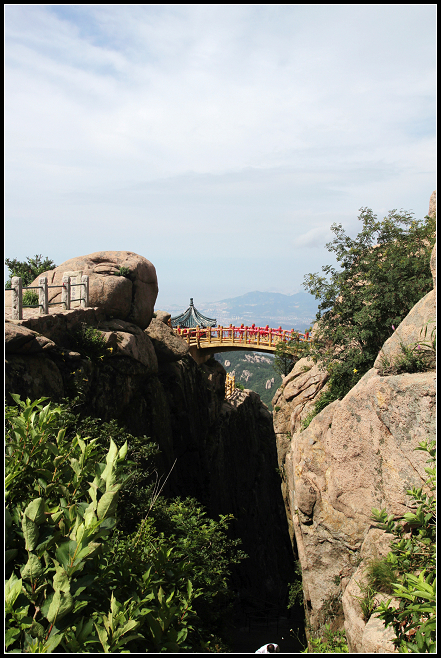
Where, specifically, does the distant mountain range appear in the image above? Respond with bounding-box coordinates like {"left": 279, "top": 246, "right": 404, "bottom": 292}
{"left": 165, "top": 291, "right": 319, "bottom": 331}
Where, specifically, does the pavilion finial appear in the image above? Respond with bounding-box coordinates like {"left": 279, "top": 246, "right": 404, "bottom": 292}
{"left": 190, "top": 298, "right": 194, "bottom": 306}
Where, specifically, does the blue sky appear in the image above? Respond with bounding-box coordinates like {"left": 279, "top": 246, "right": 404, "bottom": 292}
{"left": 5, "top": 4, "right": 436, "bottom": 309}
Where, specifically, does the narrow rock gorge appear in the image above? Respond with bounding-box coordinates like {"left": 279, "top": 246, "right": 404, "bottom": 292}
{"left": 5, "top": 307, "right": 296, "bottom": 609}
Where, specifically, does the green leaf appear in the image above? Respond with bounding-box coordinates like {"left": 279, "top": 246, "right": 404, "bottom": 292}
{"left": 55, "top": 540, "right": 78, "bottom": 569}
{"left": 22, "top": 515, "right": 39, "bottom": 552}
{"left": 24, "top": 498, "right": 46, "bottom": 524}
{"left": 5, "top": 627, "right": 21, "bottom": 649}
{"left": 95, "top": 623, "right": 110, "bottom": 653}
{"left": 46, "top": 589, "right": 74, "bottom": 623}
{"left": 97, "top": 490, "right": 118, "bottom": 520}
{"left": 53, "top": 566, "right": 71, "bottom": 593}
{"left": 20, "top": 553, "right": 43, "bottom": 582}
{"left": 5, "top": 573, "right": 23, "bottom": 610}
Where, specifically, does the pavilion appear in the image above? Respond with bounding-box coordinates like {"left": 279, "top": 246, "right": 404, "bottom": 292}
{"left": 170, "top": 298, "right": 217, "bottom": 328}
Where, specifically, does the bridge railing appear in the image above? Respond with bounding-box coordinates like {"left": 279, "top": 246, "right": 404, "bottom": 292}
{"left": 175, "top": 324, "right": 310, "bottom": 349}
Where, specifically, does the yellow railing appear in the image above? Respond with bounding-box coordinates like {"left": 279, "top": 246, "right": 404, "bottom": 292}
{"left": 175, "top": 324, "right": 310, "bottom": 350}
{"left": 225, "top": 372, "right": 236, "bottom": 398}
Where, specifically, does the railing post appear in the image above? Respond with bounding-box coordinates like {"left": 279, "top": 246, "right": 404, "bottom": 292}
{"left": 39, "top": 277, "right": 48, "bottom": 315}
{"left": 11, "top": 276, "right": 22, "bottom": 320}
{"left": 257, "top": 328, "right": 260, "bottom": 345}
{"left": 81, "top": 274, "right": 89, "bottom": 308}
{"left": 220, "top": 326, "right": 223, "bottom": 343}
{"left": 230, "top": 324, "right": 234, "bottom": 343}
{"left": 196, "top": 325, "right": 200, "bottom": 348}
{"left": 305, "top": 331, "right": 309, "bottom": 341}
{"left": 269, "top": 329, "right": 272, "bottom": 347}
{"left": 62, "top": 275, "right": 71, "bottom": 310}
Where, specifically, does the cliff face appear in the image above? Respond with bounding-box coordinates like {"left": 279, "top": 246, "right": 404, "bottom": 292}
{"left": 5, "top": 312, "right": 295, "bottom": 607}
{"left": 272, "top": 237, "right": 436, "bottom": 651}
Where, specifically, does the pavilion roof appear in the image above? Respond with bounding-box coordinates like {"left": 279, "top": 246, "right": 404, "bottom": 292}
{"left": 170, "top": 298, "right": 217, "bottom": 328}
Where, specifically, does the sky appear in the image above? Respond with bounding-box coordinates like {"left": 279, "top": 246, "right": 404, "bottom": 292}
{"left": 4, "top": 4, "right": 436, "bottom": 309}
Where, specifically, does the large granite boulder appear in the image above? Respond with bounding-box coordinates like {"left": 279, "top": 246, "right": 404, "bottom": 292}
{"left": 145, "top": 318, "right": 189, "bottom": 363}
{"left": 374, "top": 289, "right": 436, "bottom": 371}
{"left": 30, "top": 251, "right": 158, "bottom": 330}
{"left": 98, "top": 319, "right": 158, "bottom": 373}
{"left": 285, "top": 369, "right": 435, "bottom": 634}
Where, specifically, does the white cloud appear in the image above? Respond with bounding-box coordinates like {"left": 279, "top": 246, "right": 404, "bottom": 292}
{"left": 4, "top": 4, "right": 436, "bottom": 304}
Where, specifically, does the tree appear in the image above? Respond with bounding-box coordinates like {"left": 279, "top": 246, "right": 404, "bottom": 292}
{"left": 302, "top": 208, "right": 435, "bottom": 403}
{"left": 5, "top": 254, "right": 57, "bottom": 288}
{"left": 274, "top": 334, "right": 310, "bottom": 377}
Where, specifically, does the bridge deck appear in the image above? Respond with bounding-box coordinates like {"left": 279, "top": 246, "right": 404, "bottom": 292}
{"left": 175, "top": 325, "right": 310, "bottom": 353}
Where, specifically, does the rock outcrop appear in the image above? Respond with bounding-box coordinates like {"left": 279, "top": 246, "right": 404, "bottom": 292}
{"left": 30, "top": 251, "right": 158, "bottom": 329}
{"left": 273, "top": 227, "right": 436, "bottom": 649}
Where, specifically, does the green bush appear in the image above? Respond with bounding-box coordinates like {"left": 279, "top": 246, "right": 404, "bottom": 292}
{"left": 370, "top": 440, "right": 436, "bottom": 653}
{"left": 69, "top": 323, "right": 108, "bottom": 361}
{"left": 5, "top": 395, "right": 246, "bottom": 652}
{"left": 303, "top": 208, "right": 435, "bottom": 410}
{"left": 22, "top": 290, "right": 39, "bottom": 307}
{"left": 301, "top": 624, "right": 348, "bottom": 653}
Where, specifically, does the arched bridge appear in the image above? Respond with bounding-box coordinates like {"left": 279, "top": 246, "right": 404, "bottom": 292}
{"left": 174, "top": 324, "right": 310, "bottom": 364}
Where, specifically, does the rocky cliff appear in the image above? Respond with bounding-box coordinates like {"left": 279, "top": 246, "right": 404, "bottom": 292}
{"left": 272, "top": 224, "right": 436, "bottom": 649}
{"left": 5, "top": 309, "right": 295, "bottom": 608}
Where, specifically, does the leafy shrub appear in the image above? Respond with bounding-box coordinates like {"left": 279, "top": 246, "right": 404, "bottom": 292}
{"left": 287, "top": 561, "right": 303, "bottom": 608}
{"left": 5, "top": 395, "right": 246, "bottom": 652}
{"left": 370, "top": 440, "right": 436, "bottom": 653}
{"left": 274, "top": 334, "right": 310, "bottom": 377}
{"left": 301, "top": 624, "right": 348, "bottom": 653}
{"left": 22, "top": 290, "right": 39, "bottom": 307}
{"left": 69, "top": 323, "right": 108, "bottom": 361}
{"left": 115, "top": 266, "right": 131, "bottom": 278}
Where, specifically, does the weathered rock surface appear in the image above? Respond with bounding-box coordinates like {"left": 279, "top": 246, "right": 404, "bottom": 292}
{"left": 282, "top": 367, "right": 435, "bottom": 640}
{"left": 98, "top": 319, "right": 158, "bottom": 373}
{"left": 374, "top": 289, "right": 436, "bottom": 370}
{"left": 428, "top": 190, "right": 436, "bottom": 218}
{"left": 5, "top": 322, "right": 55, "bottom": 354}
{"left": 30, "top": 251, "right": 158, "bottom": 329}
{"left": 342, "top": 529, "right": 398, "bottom": 653}
{"left": 154, "top": 310, "right": 172, "bottom": 325}
{"left": 145, "top": 318, "right": 189, "bottom": 363}
{"left": 430, "top": 241, "right": 436, "bottom": 291}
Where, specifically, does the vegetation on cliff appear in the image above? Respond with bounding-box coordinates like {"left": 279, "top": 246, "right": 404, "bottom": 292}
{"left": 5, "top": 395, "right": 246, "bottom": 652}
{"left": 302, "top": 207, "right": 435, "bottom": 417}
{"left": 369, "top": 441, "right": 436, "bottom": 653}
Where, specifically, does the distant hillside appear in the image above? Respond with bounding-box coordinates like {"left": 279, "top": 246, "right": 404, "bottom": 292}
{"left": 194, "top": 291, "right": 318, "bottom": 331}
{"left": 214, "top": 350, "right": 282, "bottom": 409}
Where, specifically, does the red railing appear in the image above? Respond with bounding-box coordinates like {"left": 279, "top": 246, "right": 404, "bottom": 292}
{"left": 175, "top": 324, "right": 310, "bottom": 349}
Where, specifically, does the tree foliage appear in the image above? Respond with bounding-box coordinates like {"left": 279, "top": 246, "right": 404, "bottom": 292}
{"left": 370, "top": 441, "right": 436, "bottom": 653}
{"left": 273, "top": 334, "right": 310, "bottom": 377}
{"left": 5, "top": 255, "right": 57, "bottom": 288}
{"left": 303, "top": 208, "right": 435, "bottom": 404}
{"left": 5, "top": 395, "right": 246, "bottom": 652}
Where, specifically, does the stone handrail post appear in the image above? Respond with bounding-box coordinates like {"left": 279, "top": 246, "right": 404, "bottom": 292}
{"left": 39, "top": 277, "right": 48, "bottom": 315}
{"left": 11, "top": 277, "right": 22, "bottom": 320}
{"left": 81, "top": 275, "right": 89, "bottom": 308}
{"left": 62, "top": 276, "right": 71, "bottom": 310}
